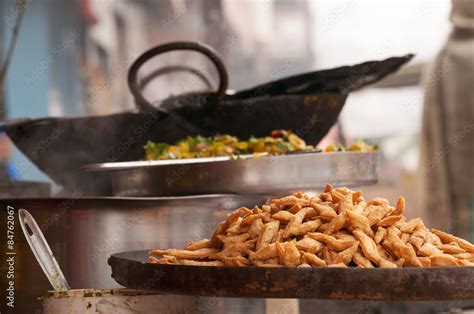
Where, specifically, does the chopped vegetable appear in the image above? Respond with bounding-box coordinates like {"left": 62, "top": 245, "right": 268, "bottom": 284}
{"left": 144, "top": 130, "right": 314, "bottom": 160}
{"left": 325, "top": 140, "right": 377, "bottom": 153}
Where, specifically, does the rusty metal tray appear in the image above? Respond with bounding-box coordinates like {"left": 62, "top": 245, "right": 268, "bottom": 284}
{"left": 82, "top": 151, "right": 379, "bottom": 197}
{"left": 109, "top": 250, "right": 474, "bottom": 300}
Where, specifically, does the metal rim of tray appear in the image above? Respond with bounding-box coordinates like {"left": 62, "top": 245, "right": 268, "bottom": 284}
{"left": 82, "top": 152, "right": 380, "bottom": 197}
{"left": 109, "top": 250, "right": 474, "bottom": 300}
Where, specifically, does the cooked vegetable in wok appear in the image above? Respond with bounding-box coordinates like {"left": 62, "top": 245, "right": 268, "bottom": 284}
{"left": 144, "top": 130, "right": 313, "bottom": 160}
{"left": 324, "top": 140, "right": 378, "bottom": 152}
{"left": 149, "top": 184, "right": 474, "bottom": 267}
{"left": 145, "top": 130, "right": 377, "bottom": 160}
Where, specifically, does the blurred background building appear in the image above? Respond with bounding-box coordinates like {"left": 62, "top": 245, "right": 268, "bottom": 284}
{"left": 1, "top": 0, "right": 452, "bottom": 220}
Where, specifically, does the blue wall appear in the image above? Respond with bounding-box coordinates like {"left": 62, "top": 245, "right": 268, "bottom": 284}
{"left": 4, "top": 1, "right": 51, "bottom": 182}
{"left": 3, "top": 1, "right": 85, "bottom": 183}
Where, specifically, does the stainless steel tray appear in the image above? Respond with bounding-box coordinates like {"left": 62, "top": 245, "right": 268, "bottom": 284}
{"left": 82, "top": 152, "right": 379, "bottom": 197}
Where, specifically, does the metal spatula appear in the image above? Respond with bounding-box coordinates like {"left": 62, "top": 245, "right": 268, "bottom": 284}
{"left": 18, "top": 208, "right": 70, "bottom": 291}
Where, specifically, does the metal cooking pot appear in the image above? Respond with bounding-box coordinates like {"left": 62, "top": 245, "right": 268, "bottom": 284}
{"left": 2, "top": 194, "right": 271, "bottom": 313}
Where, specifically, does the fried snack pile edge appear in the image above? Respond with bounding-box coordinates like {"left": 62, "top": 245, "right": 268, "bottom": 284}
{"left": 149, "top": 184, "right": 474, "bottom": 267}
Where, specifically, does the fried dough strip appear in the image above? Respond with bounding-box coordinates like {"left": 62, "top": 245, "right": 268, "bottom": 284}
{"left": 275, "top": 241, "right": 285, "bottom": 263}
{"left": 376, "top": 215, "right": 403, "bottom": 228}
{"left": 209, "top": 222, "right": 225, "bottom": 247}
{"left": 241, "top": 213, "right": 268, "bottom": 226}
{"left": 431, "top": 229, "right": 474, "bottom": 253}
{"left": 353, "top": 230, "right": 381, "bottom": 265}
{"left": 418, "top": 242, "right": 443, "bottom": 257}
{"left": 178, "top": 259, "right": 224, "bottom": 266}
{"left": 217, "top": 233, "right": 249, "bottom": 248}
{"left": 368, "top": 198, "right": 389, "bottom": 206}
{"left": 454, "top": 252, "right": 473, "bottom": 260}
{"left": 394, "top": 258, "right": 406, "bottom": 267}
{"left": 430, "top": 254, "right": 460, "bottom": 266}
{"left": 408, "top": 235, "right": 424, "bottom": 251}
{"left": 318, "top": 223, "right": 329, "bottom": 233}
{"left": 334, "top": 231, "right": 356, "bottom": 242}
{"left": 283, "top": 241, "right": 301, "bottom": 266}
{"left": 374, "top": 227, "right": 386, "bottom": 244}
{"left": 377, "top": 244, "right": 393, "bottom": 261}
{"left": 330, "top": 190, "right": 346, "bottom": 204}
{"left": 353, "top": 251, "right": 373, "bottom": 268}
{"left": 248, "top": 218, "right": 264, "bottom": 238}
{"left": 336, "top": 186, "right": 352, "bottom": 195}
{"left": 149, "top": 248, "right": 218, "bottom": 260}
{"left": 251, "top": 243, "right": 278, "bottom": 260}
{"left": 324, "top": 211, "right": 347, "bottom": 235}
{"left": 149, "top": 255, "right": 177, "bottom": 265}
{"left": 353, "top": 204, "right": 365, "bottom": 215}
{"left": 458, "top": 259, "right": 474, "bottom": 266}
{"left": 379, "top": 259, "right": 397, "bottom": 268}
{"left": 223, "top": 208, "right": 246, "bottom": 230}
{"left": 185, "top": 239, "right": 211, "bottom": 251}
{"left": 288, "top": 204, "right": 302, "bottom": 214}
{"left": 364, "top": 205, "right": 388, "bottom": 226}
{"left": 319, "top": 192, "right": 333, "bottom": 202}
{"left": 274, "top": 229, "right": 284, "bottom": 244}
{"left": 418, "top": 257, "right": 431, "bottom": 267}
{"left": 272, "top": 211, "right": 294, "bottom": 222}
{"left": 399, "top": 218, "right": 425, "bottom": 233}
{"left": 272, "top": 195, "right": 310, "bottom": 207}
{"left": 325, "top": 183, "right": 333, "bottom": 192}
{"left": 283, "top": 207, "right": 312, "bottom": 238}
{"left": 296, "top": 237, "right": 324, "bottom": 254}
{"left": 311, "top": 202, "right": 337, "bottom": 220}
{"left": 393, "top": 196, "right": 405, "bottom": 216}
{"left": 307, "top": 232, "right": 356, "bottom": 251}
{"left": 303, "top": 207, "right": 319, "bottom": 219}
{"left": 302, "top": 252, "right": 326, "bottom": 266}
{"left": 219, "top": 256, "right": 250, "bottom": 266}
{"left": 334, "top": 242, "right": 359, "bottom": 265}
{"left": 437, "top": 243, "right": 466, "bottom": 254}
{"left": 290, "top": 220, "right": 322, "bottom": 236}
{"left": 425, "top": 231, "right": 443, "bottom": 246}
{"left": 384, "top": 231, "right": 422, "bottom": 267}
{"left": 400, "top": 233, "right": 410, "bottom": 243}
{"left": 225, "top": 218, "right": 244, "bottom": 235}
{"left": 345, "top": 209, "right": 373, "bottom": 237}
{"left": 210, "top": 242, "right": 253, "bottom": 259}
{"left": 328, "top": 263, "right": 347, "bottom": 268}
{"left": 256, "top": 220, "right": 280, "bottom": 250}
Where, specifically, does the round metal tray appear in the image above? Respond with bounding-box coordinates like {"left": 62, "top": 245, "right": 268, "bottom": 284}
{"left": 109, "top": 250, "right": 474, "bottom": 300}
{"left": 82, "top": 152, "right": 379, "bottom": 197}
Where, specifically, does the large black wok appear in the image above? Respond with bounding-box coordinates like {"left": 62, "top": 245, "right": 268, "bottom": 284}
{"left": 0, "top": 42, "right": 413, "bottom": 194}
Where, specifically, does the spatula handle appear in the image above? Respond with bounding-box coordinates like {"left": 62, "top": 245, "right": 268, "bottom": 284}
{"left": 18, "top": 208, "right": 70, "bottom": 291}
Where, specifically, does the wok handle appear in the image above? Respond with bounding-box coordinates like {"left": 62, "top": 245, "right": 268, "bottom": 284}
{"left": 138, "top": 65, "right": 214, "bottom": 92}
{"left": 128, "top": 41, "right": 229, "bottom": 111}
{"left": 18, "top": 208, "right": 70, "bottom": 291}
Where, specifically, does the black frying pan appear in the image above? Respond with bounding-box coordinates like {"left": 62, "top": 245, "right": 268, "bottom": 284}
{"left": 109, "top": 250, "right": 474, "bottom": 300}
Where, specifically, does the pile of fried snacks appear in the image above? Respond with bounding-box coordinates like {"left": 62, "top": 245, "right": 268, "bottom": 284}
{"left": 149, "top": 184, "right": 474, "bottom": 268}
